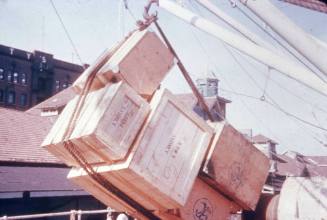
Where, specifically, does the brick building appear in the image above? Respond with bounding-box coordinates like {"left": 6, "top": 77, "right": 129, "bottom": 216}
{"left": 0, "top": 44, "right": 84, "bottom": 110}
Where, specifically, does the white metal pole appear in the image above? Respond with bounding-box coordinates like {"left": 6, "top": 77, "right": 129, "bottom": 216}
{"left": 195, "top": 0, "right": 271, "bottom": 49}
{"left": 238, "top": 0, "right": 327, "bottom": 77}
{"left": 158, "top": 0, "right": 327, "bottom": 96}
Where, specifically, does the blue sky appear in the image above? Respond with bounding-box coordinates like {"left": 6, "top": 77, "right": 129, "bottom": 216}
{"left": 1, "top": 0, "right": 327, "bottom": 155}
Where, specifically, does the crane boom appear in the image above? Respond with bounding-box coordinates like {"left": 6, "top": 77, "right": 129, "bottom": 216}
{"left": 156, "top": 0, "right": 327, "bottom": 96}
{"left": 238, "top": 0, "right": 327, "bottom": 77}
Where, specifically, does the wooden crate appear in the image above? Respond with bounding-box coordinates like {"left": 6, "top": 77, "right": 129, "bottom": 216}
{"left": 69, "top": 88, "right": 213, "bottom": 210}
{"left": 72, "top": 40, "right": 125, "bottom": 94}
{"left": 97, "top": 29, "right": 175, "bottom": 96}
{"left": 67, "top": 168, "right": 151, "bottom": 220}
{"left": 72, "top": 49, "right": 110, "bottom": 94}
{"left": 42, "top": 82, "right": 150, "bottom": 166}
{"left": 201, "top": 122, "right": 270, "bottom": 210}
{"left": 156, "top": 178, "right": 241, "bottom": 220}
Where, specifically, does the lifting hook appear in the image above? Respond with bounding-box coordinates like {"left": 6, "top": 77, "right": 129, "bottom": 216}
{"left": 137, "top": 0, "right": 159, "bottom": 30}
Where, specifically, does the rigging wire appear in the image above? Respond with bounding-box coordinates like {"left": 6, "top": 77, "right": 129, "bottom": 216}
{"left": 189, "top": 1, "right": 327, "bottom": 152}
{"left": 49, "top": 0, "right": 85, "bottom": 67}
{"left": 122, "top": 0, "right": 138, "bottom": 23}
{"left": 188, "top": 1, "right": 288, "bottom": 145}
{"left": 192, "top": 0, "right": 327, "bottom": 114}
{"left": 233, "top": 2, "right": 327, "bottom": 83}
{"left": 222, "top": 43, "right": 327, "bottom": 132}
{"left": 234, "top": 49, "right": 327, "bottom": 115}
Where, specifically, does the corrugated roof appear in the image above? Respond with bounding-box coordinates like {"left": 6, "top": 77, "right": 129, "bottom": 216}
{"left": 0, "top": 107, "right": 61, "bottom": 164}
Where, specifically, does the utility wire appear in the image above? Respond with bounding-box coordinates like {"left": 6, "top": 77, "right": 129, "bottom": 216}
{"left": 49, "top": 0, "right": 85, "bottom": 67}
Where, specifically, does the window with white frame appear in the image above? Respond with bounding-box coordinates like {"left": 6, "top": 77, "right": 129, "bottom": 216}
{"left": 7, "top": 91, "right": 15, "bottom": 104}
{"left": 0, "top": 68, "right": 4, "bottom": 80}
{"left": 20, "top": 93, "right": 27, "bottom": 106}
{"left": 55, "top": 80, "right": 60, "bottom": 91}
{"left": 13, "top": 72, "right": 18, "bottom": 84}
{"left": 7, "top": 71, "right": 12, "bottom": 83}
{"left": 21, "top": 73, "right": 26, "bottom": 85}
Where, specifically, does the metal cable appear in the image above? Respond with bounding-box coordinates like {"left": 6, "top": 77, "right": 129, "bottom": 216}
{"left": 234, "top": 3, "right": 327, "bottom": 83}
{"left": 49, "top": 0, "right": 85, "bottom": 67}
{"left": 59, "top": 37, "right": 160, "bottom": 219}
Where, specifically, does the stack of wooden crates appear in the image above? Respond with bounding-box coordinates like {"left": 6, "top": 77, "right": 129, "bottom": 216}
{"left": 42, "top": 29, "right": 270, "bottom": 220}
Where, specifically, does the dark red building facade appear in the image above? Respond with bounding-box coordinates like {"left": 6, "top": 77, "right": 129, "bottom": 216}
{"left": 0, "top": 44, "right": 84, "bottom": 110}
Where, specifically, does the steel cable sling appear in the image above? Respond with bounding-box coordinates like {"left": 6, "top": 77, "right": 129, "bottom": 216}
{"left": 61, "top": 33, "right": 160, "bottom": 220}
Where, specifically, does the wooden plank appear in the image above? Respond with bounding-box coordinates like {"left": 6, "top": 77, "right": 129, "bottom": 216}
{"left": 72, "top": 40, "right": 125, "bottom": 94}
{"left": 42, "top": 82, "right": 150, "bottom": 166}
{"left": 68, "top": 88, "right": 213, "bottom": 210}
{"left": 67, "top": 168, "right": 149, "bottom": 220}
{"left": 70, "top": 171, "right": 240, "bottom": 220}
{"left": 97, "top": 30, "right": 175, "bottom": 96}
{"left": 201, "top": 122, "right": 270, "bottom": 210}
{"left": 168, "top": 178, "right": 240, "bottom": 220}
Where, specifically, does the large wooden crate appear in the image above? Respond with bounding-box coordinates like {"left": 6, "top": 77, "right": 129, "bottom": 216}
{"left": 68, "top": 88, "right": 213, "bottom": 210}
{"left": 42, "top": 82, "right": 150, "bottom": 166}
{"left": 67, "top": 168, "right": 150, "bottom": 220}
{"left": 97, "top": 30, "right": 175, "bottom": 96}
{"left": 201, "top": 122, "right": 270, "bottom": 210}
{"left": 72, "top": 49, "right": 111, "bottom": 94}
{"left": 156, "top": 178, "right": 241, "bottom": 220}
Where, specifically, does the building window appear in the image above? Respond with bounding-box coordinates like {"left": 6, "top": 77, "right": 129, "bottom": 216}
{"left": 7, "top": 71, "right": 12, "bottom": 83}
{"left": 0, "top": 90, "right": 4, "bottom": 102}
{"left": 7, "top": 91, "right": 15, "bottom": 104}
{"left": 55, "top": 80, "right": 60, "bottom": 91}
{"left": 13, "top": 72, "right": 18, "bottom": 84}
{"left": 20, "top": 94, "right": 27, "bottom": 106}
{"left": 21, "top": 73, "right": 26, "bottom": 85}
{"left": 0, "top": 68, "right": 4, "bottom": 80}
{"left": 62, "top": 82, "right": 68, "bottom": 89}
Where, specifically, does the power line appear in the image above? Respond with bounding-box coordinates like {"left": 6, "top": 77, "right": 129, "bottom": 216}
{"left": 49, "top": 0, "right": 85, "bottom": 67}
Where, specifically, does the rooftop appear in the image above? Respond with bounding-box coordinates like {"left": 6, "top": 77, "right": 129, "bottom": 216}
{"left": 252, "top": 134, "right": 278, "bottom": 144}
{"left": 0, "top": 107, "right": 60, "bottom": 165}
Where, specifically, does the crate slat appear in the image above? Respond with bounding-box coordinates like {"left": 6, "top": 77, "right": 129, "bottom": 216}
{"left": 201, "top": 122, "right": 270, "bottom": 210}
{"left": 97, "top": 30, "right": 175, "bottom": 96}
{"left": 42, "top": 82, "right": 150, "bottom": 166}
{"left": 167, "top": 178, "right": 240, "bottom": 220}
{"left": 68, "top": 88, "right": 213, "bottom": 210}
